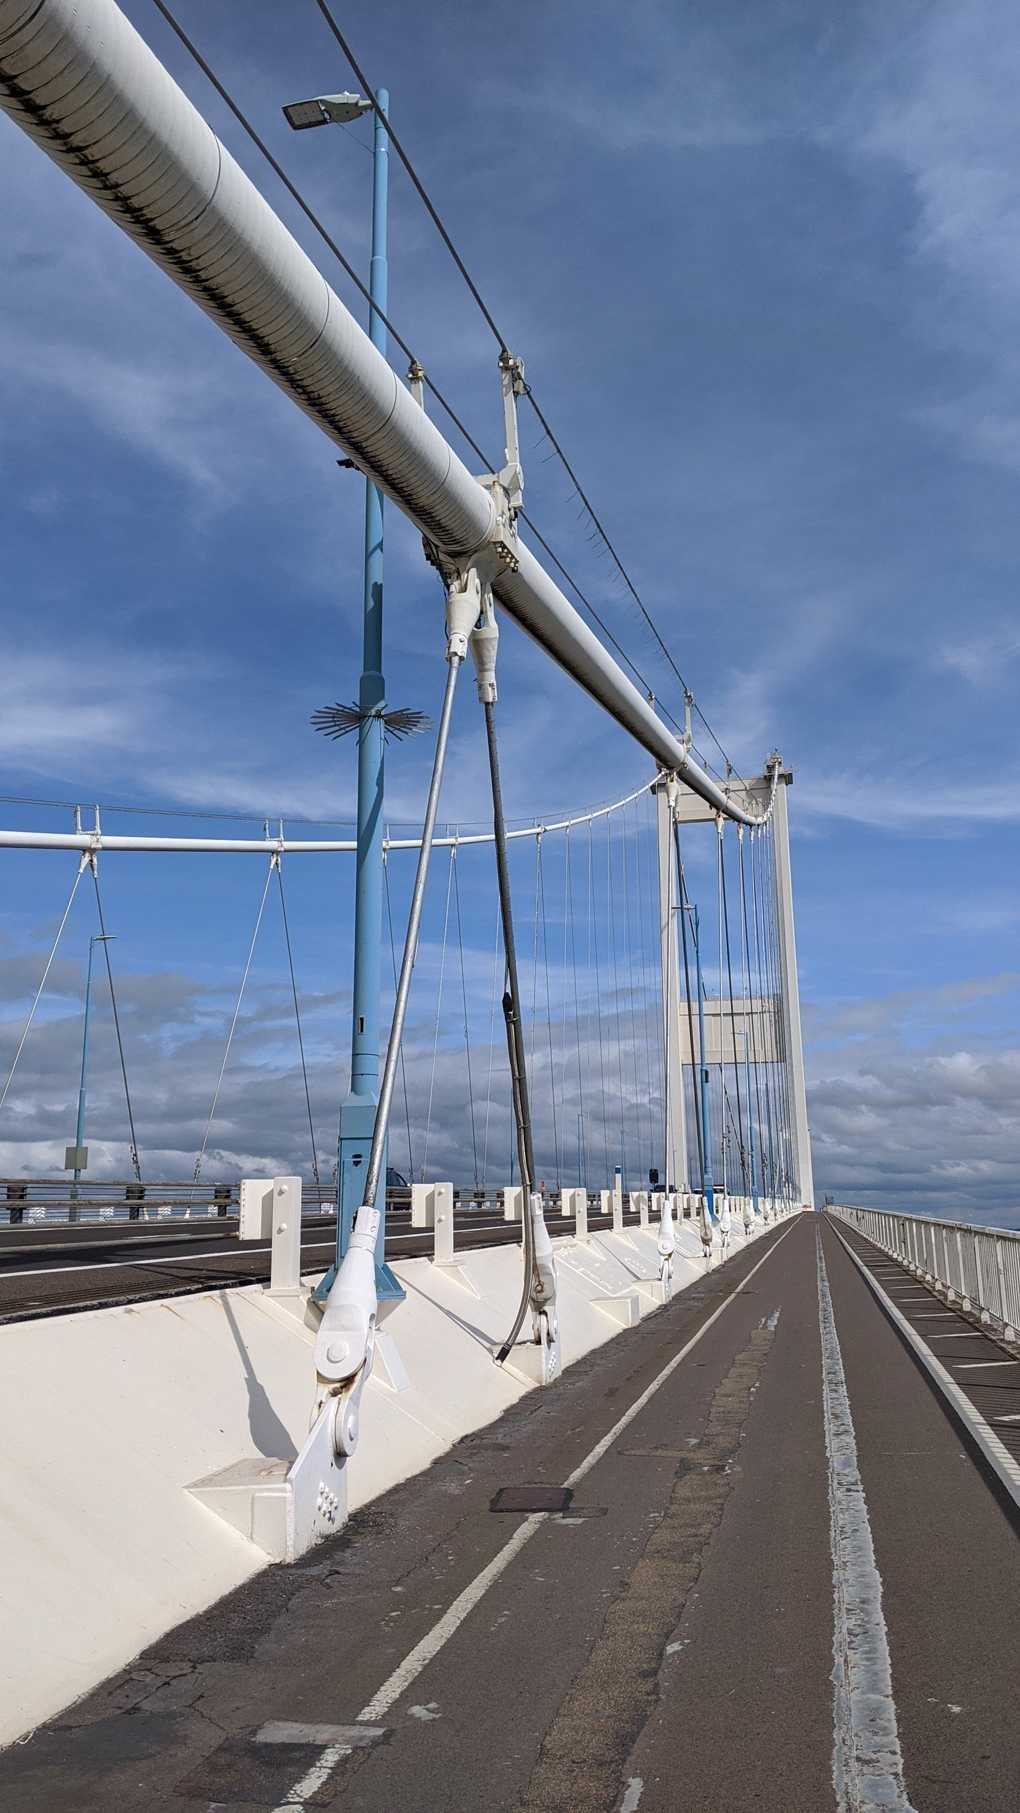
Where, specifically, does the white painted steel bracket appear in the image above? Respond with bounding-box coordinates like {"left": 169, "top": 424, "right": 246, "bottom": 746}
{"left": 657, "top": 1192, "right": 677, "bottom": 1300}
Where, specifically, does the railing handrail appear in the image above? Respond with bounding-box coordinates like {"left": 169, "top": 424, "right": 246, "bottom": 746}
{"left": 829, "top": 1202, "right": 1020, "bottom": 1342}
{"left": 831, "top": 1203, "right": 1020, "bottom": 1243}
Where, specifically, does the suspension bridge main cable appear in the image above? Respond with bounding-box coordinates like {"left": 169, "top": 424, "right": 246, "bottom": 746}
{"left": 313, "top": 1, "right": 740, "bottom": 777}
{"left": 148, "top": 0, "right": 742, "bottom": 782}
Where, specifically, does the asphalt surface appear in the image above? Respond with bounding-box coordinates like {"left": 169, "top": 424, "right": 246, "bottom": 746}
{"left": 0, "top": 1207, "right": 634, "bottom": 1322}
{"left": 3, "top": 1213, "right": 1019, "bottom": 1811}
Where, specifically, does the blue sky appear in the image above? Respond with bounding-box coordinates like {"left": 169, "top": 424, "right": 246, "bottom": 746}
{"left": 1, "top": 0, "right": 1018, "bottom": 1216}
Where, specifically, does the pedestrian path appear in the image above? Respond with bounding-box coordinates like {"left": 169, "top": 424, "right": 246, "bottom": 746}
{"left": 2, "top": 1214, "right": 1017, "bottom": 1812}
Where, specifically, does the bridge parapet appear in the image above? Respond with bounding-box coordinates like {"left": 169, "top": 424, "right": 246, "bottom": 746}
{"left": 830, "top": 1203, "right": 1020, "bottom": 1343}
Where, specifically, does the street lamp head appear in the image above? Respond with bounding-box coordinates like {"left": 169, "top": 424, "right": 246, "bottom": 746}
{"left": 282, "top": 92, "right": 371, "bottom": 131}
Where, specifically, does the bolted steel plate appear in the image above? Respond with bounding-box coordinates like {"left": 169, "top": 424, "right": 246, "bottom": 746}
{"left": 490, "top": 1485, "right": 573, "bottom": 1513}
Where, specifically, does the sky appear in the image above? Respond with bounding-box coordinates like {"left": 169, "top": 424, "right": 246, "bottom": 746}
{"left": 1, "top": 0, "right": 1018, "bottom": 1220}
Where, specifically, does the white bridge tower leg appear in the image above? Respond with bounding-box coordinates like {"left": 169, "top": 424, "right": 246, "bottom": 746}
{"left": 771, "top": 775, "right": 814, "bottom": 1210}
{"left": 655, "top": 777, "right": 688, "bottom": 1196}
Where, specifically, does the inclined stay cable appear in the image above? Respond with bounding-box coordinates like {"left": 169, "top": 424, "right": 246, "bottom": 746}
{"left": 0, "top": 854, "right": 89, "bottom": 1120}
{"left": 737, "top": 828, "right": 759, "bottom": 1211}
{"left": 91, "top": 865, "right": 143, "bottom": 1183}
{"left": 276, "top": 860, "right": 320, "bottom": 1187}
{"left": 192, "top": 857, "right": 275, "bottom": 1194}
{"left": 383, "top": 855, "right": 416, "bottom": 1185}
{"left": 421, "top": 845, "right": 455, "bottom": 1182}
{"left": 718, "top": 822, "right": 747, "bottom": 1193}
{"left": 674, "top": 824, "right": 705, "bottom": 1195}
{"left": 452, "top": 848, "right": 480, "bottom": 1191}
{"left": 480, "top": 892, "right": 501, "bottom": 1191}
{"left": 358, "top": 652, "right": 465, "bottom": 1215}
{"left": 485, "top": 700, "right": 540, "bottom": 1364}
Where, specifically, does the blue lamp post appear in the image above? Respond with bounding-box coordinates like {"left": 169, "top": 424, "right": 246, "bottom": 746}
{"left": 67, "top": 933, "right": 113, "bottom": 1219}
{"left": 283, "top": 85, "right": 402, "bottom": 1300}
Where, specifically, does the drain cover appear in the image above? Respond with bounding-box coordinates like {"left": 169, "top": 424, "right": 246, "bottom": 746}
{"left": 490, "top": 1485, "right": 573, "bottom": 1513}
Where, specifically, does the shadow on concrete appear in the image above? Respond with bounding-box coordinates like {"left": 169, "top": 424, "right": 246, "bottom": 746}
{"left": 220, "top": 1296, "right": 295, "bottom": 1459}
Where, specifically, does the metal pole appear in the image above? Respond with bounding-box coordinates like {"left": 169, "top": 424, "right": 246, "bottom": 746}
{"left": 336, "top": 88, "right": 402, "bottom": 1296}
{"left": 694, "top": 906, "right": 714, "bottom": 1220}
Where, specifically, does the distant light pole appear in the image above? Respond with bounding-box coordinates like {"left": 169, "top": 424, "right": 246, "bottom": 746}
{"left": 66, "top": 934, "right": 114, "bottom": 1219}
{"left": 283, "top": 85, "right": 402, "bottom": 1301}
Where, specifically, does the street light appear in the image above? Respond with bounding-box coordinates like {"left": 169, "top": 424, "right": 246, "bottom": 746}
{"left": 66, "top": 933, "right": 115, "bottom": 1218}
{"left": 282, "top": 91, "right": 372, "bottom": 131}
{"left": 283, "top": 84, "right": 403, "bottom": 1304}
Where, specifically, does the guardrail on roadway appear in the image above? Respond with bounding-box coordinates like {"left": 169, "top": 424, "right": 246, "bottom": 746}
{"left": 830, "top": 1203, "right": 1020, "bottom": 1342}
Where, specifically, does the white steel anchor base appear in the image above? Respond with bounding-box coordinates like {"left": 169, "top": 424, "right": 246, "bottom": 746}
{"left": 188, "top": 1206, "right": 380, "bottom": 1561}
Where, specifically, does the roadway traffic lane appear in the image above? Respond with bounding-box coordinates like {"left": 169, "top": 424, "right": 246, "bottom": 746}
{"left": 0, "top": 1222, "right": 794, "bottom": 1812}
{"left": 823, "top": 1217, "right": 1020, "bottom": 1813}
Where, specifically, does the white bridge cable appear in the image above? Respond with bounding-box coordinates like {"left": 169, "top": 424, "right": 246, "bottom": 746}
{"left": 191, "top": 857, "right": 276, "bottom": 1195}
{"left": 148, "top": 0, "right": 724, "bottom": 775}
{"left": 0, "top": 0, "right": 774, "bottom": 826}
{"left": 313, "top": 0, "right": 739, "bottom": 779}
{"left": 0, "top": 853, "right": 88, "bottom": 1120}
{"left": 0, "top": 781, "right": 660, "bottom": 855}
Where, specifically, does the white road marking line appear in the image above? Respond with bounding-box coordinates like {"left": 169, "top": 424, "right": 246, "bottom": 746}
{"left": 354, "top": 1226, "right": 794, "bottom": 1726}
{"left": 927, "top": 1333, "right": 992, "bottom": 1339}
{"left": 256, "top": 1722, "right": 385, "bottom": 1747}
{"left": 952, "top": 1360, "right": 1018, "bottom": 1369}
{"left": 620, "top": 1777, "right": 644, "bottom": 1811}
{"left": 272, "top": 1740, "right": 352, "bottom": 1808}
{"left": 263, "top": 1723, "right": 387, "bottom": 1811}
{"left": 817, "top": 1225, "right": 917, "bottom": 1813}
{"left": 0, "top": 1242, "right": 338, "bottom": 1281}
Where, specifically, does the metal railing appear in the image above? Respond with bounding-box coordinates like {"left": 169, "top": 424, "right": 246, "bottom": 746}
{"left": 2, "top": 1178, "right": 795, "bottom": 1230}
{"left": 830, "top": 1204, "right": 1020, "bottom": 1340}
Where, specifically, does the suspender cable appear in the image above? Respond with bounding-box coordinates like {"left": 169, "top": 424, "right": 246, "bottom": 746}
{"left": 276, "top": 859, "right": 320, "bottom": 1187}
{"left": 675, "top": 825, "right": 704, "bottom": 1195}
{"left": 737, "top": 828, "right": 759, "bottom": 1214}
{"left": 383, "top": 853, "right": 415, "bottom": 1184}
{"left": 360, "top": 652, "right": 464, "bottom": 1214}
{"left": 718, "top": 822, "right": 746, "bottom": 1193}
{"left": 92, "top": 865, "right": 143, "bottom": 1182}
{"left": 0, "top": 854, "right": 88, "bottom": 1119}
{"left": 452, "top": 847, "right": 480, "bottom": 1191}
{"left": 193, "top": 855, "right": 275, "bottom": 1194}
{"left": 485, "top": 701, "right": 540, "bottom": 1364}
